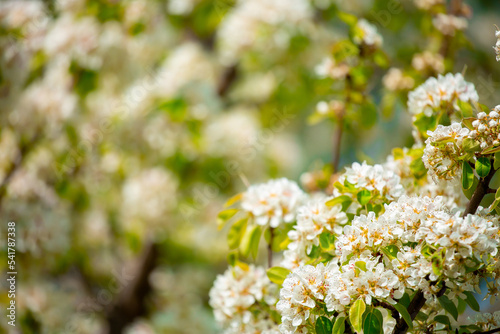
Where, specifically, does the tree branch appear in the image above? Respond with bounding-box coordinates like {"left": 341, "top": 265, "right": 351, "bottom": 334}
{"left": 217, "top": 64, "right": 238, "bottom": 97}
{"left": 462, "top": 165, "right": 496, "bottom": 218}
{"left": 105, "top": 242, "right": 159, "bottom": 334}
{"left": 474, "top": 328, "right": 500, "bottom": 334}
{"left": 392, "top": 284, "right": 446, "bottom": 334}
{"left": 268, "top": 227, "right": 275, "bottom": 268}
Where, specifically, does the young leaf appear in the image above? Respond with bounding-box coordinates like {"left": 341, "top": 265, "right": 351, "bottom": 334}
{"left": 315, "top": 316, "right": 333, "bottom": 334}
{"left": 357, "top": 189, "right": 372, "bottom": 205}
{"left": 463, "top": 291, "right": 480, "bottom": 312}
{"left": 363, "top": 308, "right": 383, "bottom": 334}
{"left": 224, "top": 193, "right": 243, "bottom": 207}
{"left": 475, "top": 157, "right": 491, "bottom": 178}
{"left": 394, "top": 303, "right": 413, "bottom": 329}
{"left": 495, "top": 152, "right": 500, "bottom": 170}
{"left": 462, "top": 161, "right": 474, "bottom": 190}
{"left": 239, "top": 224, "right": 262, "bottom": 258}
{"left": 481, "top": 145, "right": 500, "bottom": 155}
{"left": 350, "top": 298, "right": 366, "bottom": 333}
{"left": 438, "top": 295, "right": 459, "bottom": 320}
{"left": 326, "top": 195, "right": 352, "bottom": 211}
{"left": 332, "top": 317, "right": 346, "bottom": 334}
{"left": 217, "top": 208, "right": 239, "bottom": 230}
{"left": 434, "top": 315, "right": 451, "bottom": 327}
{"left": 267, "top": 266, "right": 291, "bottom": 285}
{"left": 319, "top": 232, "right": 331, "bottom": 249}
{"left": 227, "top": 218, "right": 248, "bottom": 249}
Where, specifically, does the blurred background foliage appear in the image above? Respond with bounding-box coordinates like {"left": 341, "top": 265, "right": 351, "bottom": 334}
{"left": 0, "top": 0, "right": 499, "bottom": 333}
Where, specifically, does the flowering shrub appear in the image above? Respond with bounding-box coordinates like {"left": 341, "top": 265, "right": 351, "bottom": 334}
{"left": 211, "top": 2, "right": 500, "bottom": 334}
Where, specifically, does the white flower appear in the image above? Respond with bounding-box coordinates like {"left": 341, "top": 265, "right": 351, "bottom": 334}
{"left": 407, "top": 73, "right": 478, "bottom": 117}
{"left": 383, "top": 68, "right": 414, "bottom": 91}
{"left": 422, "top": 123, "right": 470, "bottom": 182}
{"left": 432, "top": 14, "right": 468, "bottom": 36}
{"left": 495, "top": 29, "right": 500, "bottom": 61}
{"left": 468, "top": 107, "right": 500, "bottom": 152}
{"left": 277, "top": 263, "right": 336, "bottom": 333}
{"left": 285, "top": 197, "right": 348, "bottom": 265}
{"left": 337, "top": 162, "right": 405, "bottom": 204}
{"left": 414, "top": 0, "right": 444, "bottom": 10}
{"left": 412, "top": 51, "right": 445, "bottom": 74}
{"left": 242, "top": 178, "right": 307, "bottom": 228}
{"left": 210, "top": 265, "right": 278, "bottom": 333}
{"left": 354, "top": 19, "right": 383, "bottom": 47}
{"left": 315, "top": 57, "right": 349, "bottom": 80}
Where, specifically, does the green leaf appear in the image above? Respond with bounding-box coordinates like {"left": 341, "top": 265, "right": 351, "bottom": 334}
{"left": 350, "top": 298, "right": 366, "bottom": 333}
{"left": 381, "top": 245, "right": 399, "bottom": 260}
{"left": 475, "top": 157, "right": 491, "bottom": 178}
{"left": 337, "top": 11, "right": 358, "bottom": 26}
{"left": 398, "top": 293, "right": 411, "bottom": 308}
{"left": 434, "top": 315, "right": 451, "bottom": 327}
{"left": 355, "top": 261, "right": 367, "bottom": 272}
{"left": 227, "top": 218, "right": 248, "bottom": 249}
{"left": 457, "top": 297, "right": 467, "bottom": 314}
{"left": 462, "top": 161, "right": 474, "bottom": 190}
{"left": 462, "top": 138, "right": 481, "bottom": 153}
{"left": 363, "top": 308, "right": 383, "bottom": 334}
{"left": 218, "top": 208, "right": 239, "bottom": 230}
{"left": 495, "top": 152, "right": 500, "bottom": 170}
{"left": 319, "top": 232, "right": 331, "bottom": 249}
{"left": 266, "top": 266, "right": 291, "bottom": 285}
{"left": 326, "top": 195, "right": 352, "bottom": 211}
{"left": 224, "top": 193, "right": 243, "bottom": 207}
{"left": 315, "top": 316, "right": 333, "bottom": 334}
{"left": 481, "top": 145, "right": 500, "bottom": 155}
{"left": 227, "top": 251, "right": 238, "bottom": 266}
{"left": 239, "top": 224, "right": 262, "bottom": 258}
{"left": 463, "top": 291, "right": 480, "bottom": 312}
{"left": 462, "top": 117, "right": 475, "bottom": 130}
{"left": 394, "top": 303, "right": 413, "bottom": 329}
{"left": 332, "top": 317, "right": 345, "bottom": 334}
{"left": 438, "top": 295, "right": 459, "bottom": 321}
{"left": 357, "top": 189, "right": 372, "bottom": 205}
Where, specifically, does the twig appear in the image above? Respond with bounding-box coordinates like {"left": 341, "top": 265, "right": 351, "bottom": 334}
{"left": 473, "top": 328, "right": 500, "bottom": 334}
{"left": 268, "top": 228, "right": 275, "bottom": 268}
{"left": 105, "top": 242, "right": 159, "bottom": 334}
{"left": 217, "top": 64, "right": 238, "bottom": 97}
{"left": 462, "top": 165, "right": 496, "bottom": 218}
{"left": 392, "top": 284, "right": 446, "bottom": 334}
{"left": 373, "top": 299, "right": 399, "bottom": 321}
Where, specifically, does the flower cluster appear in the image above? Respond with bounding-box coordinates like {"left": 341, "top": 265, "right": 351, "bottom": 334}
{"left": 495, "top": 29, "right": 500, "bottom": 61}
{"left": 422, "top": 123, "right": 470, "bottom": 181}
{"left": 241, "top": 178, "right": 307, "bottom": 228}
{"left": 412, "top": 51, "right": 445, "bottom": 74}
{"left": 277, "top": 258, "right": 403, "bottom": 334}
{"left": 354, "top": 19, "right": 383, "bottom": 47}
{"left": 469, "top": 108, "right": 500, "bottom": 150}
{"left": 315, "top": 57, "right": 350, "bottom": 80}
{"left": 336, "top": 162, "right": 405, "bottom": 207}
{"left": 282, "top": 197, "right": 348, "bottom": 269}
{"left": 407, "top": 73, "right": 478, "bottom": 118}
{"left": 432, "top": 14, "right": 468, "bottom": 36}
{"left": 277, "top": 263, "right": 336, "bottom": 334}
{"left": 468, "top": 311, "right": 500, "bottom": 331}
{"left": 209, "top": 265, "right": 279, "bottom": 334}
{"left": 383, "top": 68, "right": 414, "bottom": 91}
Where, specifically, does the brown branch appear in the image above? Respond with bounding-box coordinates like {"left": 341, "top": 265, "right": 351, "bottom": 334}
{"left": 268, "top": 228, "right": 275, "bottom": 268}
{"left": 105, "top": 242, "right": 159, "bottom": 334}
{"left": 462, "top": 165, "right": 496, "bottom": 218}
{"left": 373, "top": 299, "right": 399, "bottom": 321}
{"left": 217, "top": 64, "right": 238, "bottom": 97}
{"left": 473, "top": 328, "right": 500, "bottom": 334}
{"left": 392, "top": 284, "right": 446, "bottom": 334}
{"left": 332, "top": 119, "right": 343, "bottom": 172}
{"left": 0, "top": 133, "right": 40, "bottom": 211}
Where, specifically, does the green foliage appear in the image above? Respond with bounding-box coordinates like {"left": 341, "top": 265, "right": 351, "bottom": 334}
{"left": 438, "top": 295, "right": 459, "bottom": 321}
{"left": 475, "top": 157, "right": 491, "bottom": 178}
{"left": 349, "top": 298, "right": 366, "bottom": 333}
{"left": 332, "top": 317, "right": 346, "bottom": 334}
{"left": 267, "top": 267, "right": 291, "bottom": 285}
{"left": 227, "top": 218, "right": 248, "bottom": 250}
{"left": 363, "top": 308, "right": 383, "bottom": 334}
{"left": 315, "top": 316, "right": 333, "bottom": 334}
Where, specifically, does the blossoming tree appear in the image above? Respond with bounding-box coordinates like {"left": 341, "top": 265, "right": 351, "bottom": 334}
{"left": 210, "top": 3, "right": 500, "bottom": 334}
